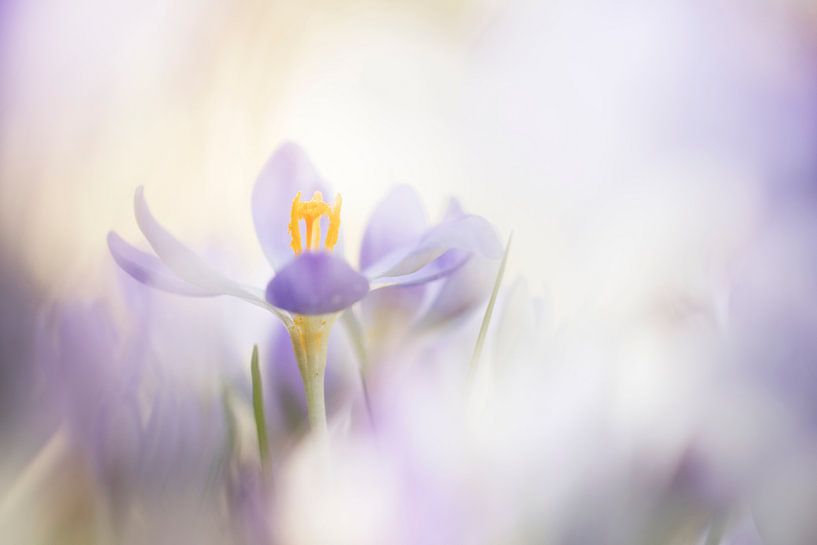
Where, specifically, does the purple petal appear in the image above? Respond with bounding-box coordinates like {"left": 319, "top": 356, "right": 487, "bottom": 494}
{"left": 108, "top": 232, "right": 214, "bottom": 297}
{"left": 251, "top": 142, "right": 335, "bottom": 270}
{"left": 357, "top": 186, "right": 430, "bottom": 329}
{"left": 92, "top": 393, "right": 143, "bottom": 495}
{"left": 416, "top": 255, "right": 499, "bottom": 328}
{"left": 140, "top": 388, "right": 227, "bottom": 495}
{"left": 134, "top": 187, "right": 283, "bottom": 318}
{"left": 442, "top": 197, "right": 465, "bottom": 220}
{"left": 265, "top": 252, "right": 369, "bottom": 315}
{"left": 363, "top": 215, "right": 503, "bottom": 283}
{"left": 359, "top": 284, "right": 429, "bottom": 353}
{"left": 134, "top": 187, "right": 238, "bottom": 294}
{"left": 372, "top": 249, "right": 471, "bottom": 288}
{"left": 360, "top": 185, "right": 428, "bottom": 270}
{"left": 41, "top": 301, "right": 145, "bottom": 449}
{"left": 228, "top": 467, "right": 272, "bottom": 545}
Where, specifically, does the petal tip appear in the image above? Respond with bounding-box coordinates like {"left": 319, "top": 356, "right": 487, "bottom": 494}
{"left": 275, "top": 140, "right": 306, "bottom": 156}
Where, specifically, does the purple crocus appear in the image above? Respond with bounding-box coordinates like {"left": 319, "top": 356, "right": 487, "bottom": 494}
{"left": 109, "top": 142, "right": 503, "bottom": 430}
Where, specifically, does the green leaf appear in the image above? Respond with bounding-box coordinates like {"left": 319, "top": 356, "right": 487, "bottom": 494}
{"left": 250, "top": 345, "right": 269, "bottom": 466}
{"left": 469, "top": 232, "right": 513, "bottom": 381}
{"left": 221, "top": 382, "right": 239, "bottom": 461}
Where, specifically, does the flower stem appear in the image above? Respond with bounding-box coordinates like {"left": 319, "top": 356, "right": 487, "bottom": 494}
{"left": 290, "top": 314, "right": 336, "bottom": 435}
{"left": 302, "top": 365, "right": 327, "bottom": 432}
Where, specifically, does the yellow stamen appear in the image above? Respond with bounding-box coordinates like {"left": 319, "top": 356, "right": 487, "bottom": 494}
{"left": 325, "top": 194, "right": 342, "bottom": 251}
{"left": 288, "top": 190, "right": 342, "bottom": 255}
{"left": 289, "top": 192, "right": 303, "bottom": 255}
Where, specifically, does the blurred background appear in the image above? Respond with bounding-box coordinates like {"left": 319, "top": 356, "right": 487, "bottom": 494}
{"left": 3, "top": 0, "right": 817, "bottom": 544}
{"left": 3, "top": 0, "right": 812, "bottom": 297}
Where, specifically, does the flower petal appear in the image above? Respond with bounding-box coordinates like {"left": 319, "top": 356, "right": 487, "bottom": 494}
{"left": 265, "top": 253, "right": 369, "bottom": 315}
{"left": 370, "top": 249, "right": 470, "bottom": 288}
{"left": 357, "top": 186, "right": 431, "bottom": 333}
{"left": 415, "top": 255, "right": 500, "bottom": 328}
{"left": 442, "top": 196, "right": 465, "bottom": 220}
{"left": 133, "top": 187, "right": 290, "bottom": 322}
{"left": 364, "top": 214, "right": 503, "bottom": 283}
{"left": 359, "top": 185, "right": 428, "bottom": 270}
{"left": 251, "top": 142, "right": 335, "bottom": 270}
{"left": 108, "top": 232, "right": 214, "bottom": 296}
{"left": 358, "top": 283, "right": 429, "bottom": 362}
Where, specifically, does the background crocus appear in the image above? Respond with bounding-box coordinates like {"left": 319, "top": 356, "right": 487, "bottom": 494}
{"left": 37, "top": 298, "right": 145, "bottom": 518}
{"left": 7, "top": 270, "right": 271, "bottom": 545}
{"left": 355, "top": 188, "right": 501, "bottom": 365}
{"left": 0, "top": 253, "right": 54, "bottom": 478}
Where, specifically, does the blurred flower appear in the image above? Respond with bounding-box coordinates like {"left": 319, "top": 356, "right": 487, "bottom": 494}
{"left": 0, "top": 250, "right": 52, "bottom": 465}
{"left": 37, "top": 299, "right": 145, "bottom": 507}
{"left": 229, "top": 464, "right": 272, "bottom": 545}
{"left": 721, "top": 513, "right": 764, "bottom": 545}
{"left": 30, "top": 277, "right": 242, "bottom": 542}
{"left": 356, "top": 188, "right": 501, "bottom": 365}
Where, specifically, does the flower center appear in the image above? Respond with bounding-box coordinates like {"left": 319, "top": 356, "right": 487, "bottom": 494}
{"left": 288, "top": 191, "right": 342, "bottom": 255}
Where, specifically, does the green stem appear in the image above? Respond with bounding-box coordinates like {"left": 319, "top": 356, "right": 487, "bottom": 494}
{"left": 469, "top": 233, "right": 513, "bottom": 381}
{"left": 302, "top": 364, "right": 327, "bottom": 433}
{"left": 250, "top": 345, "right": 269, "bottom": 466}
{"left": 289, "top": 314, "right": 336, "bottom": 435}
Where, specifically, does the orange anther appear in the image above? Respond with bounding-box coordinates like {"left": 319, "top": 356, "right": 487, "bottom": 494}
{"left": 288, "top": 191, "right": 342, "bottom": 254}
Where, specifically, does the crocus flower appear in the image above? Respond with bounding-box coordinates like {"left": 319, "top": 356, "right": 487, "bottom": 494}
{"left": 109, "top": 142, "right": 503, "bottom": 430}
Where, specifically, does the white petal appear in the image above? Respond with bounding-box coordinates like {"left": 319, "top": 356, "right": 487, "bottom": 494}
{"left": 133, "top": 187, "right": 292, "bottom": 325}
